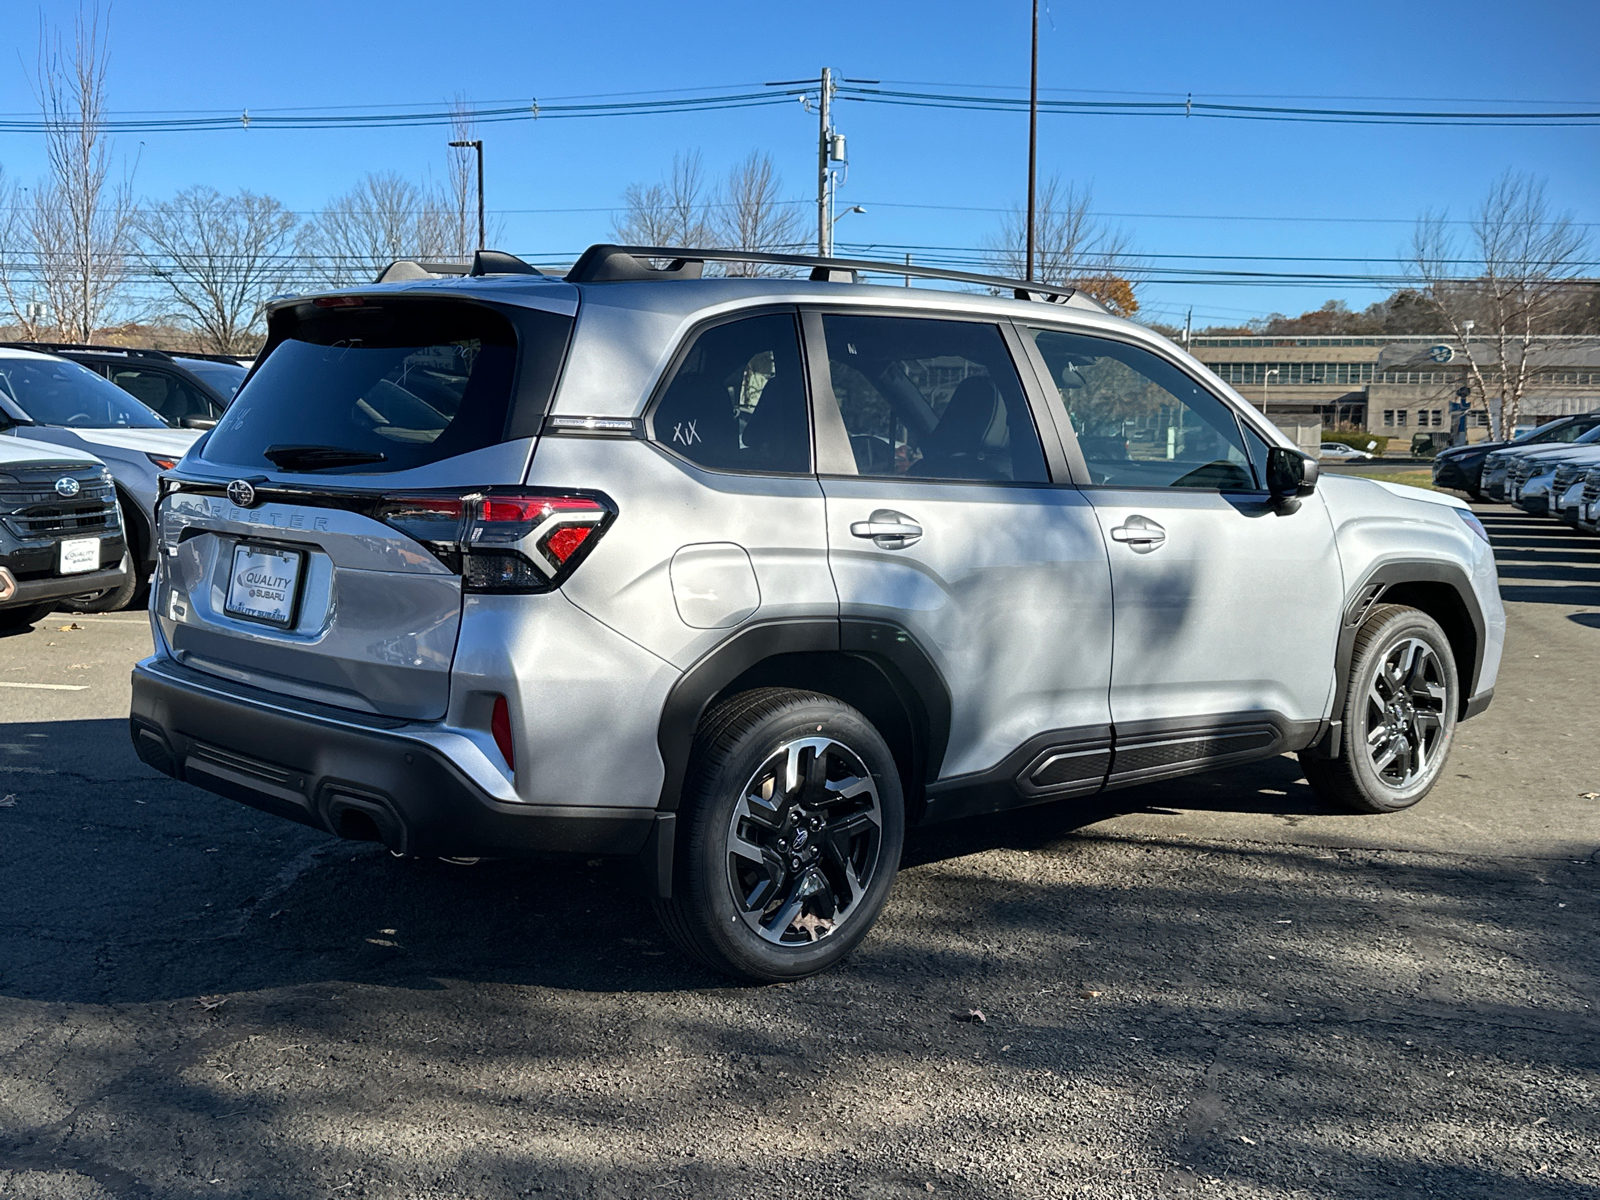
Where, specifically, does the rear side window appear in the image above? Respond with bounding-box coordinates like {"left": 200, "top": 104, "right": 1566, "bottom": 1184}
{"left": 650, "top": 312, "right": 811, "bottom": 474}
{"left": 203, "top": 300, "right": 563, "bottom": 474}
{"left": 818, "top": 315, "right": 1048, "bottom": 483}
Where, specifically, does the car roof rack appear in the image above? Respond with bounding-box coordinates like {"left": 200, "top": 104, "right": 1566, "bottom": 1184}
{"left": 563, "top": 243, "right": 1088, "bottom": 305}
{"left": 0, "top": 340, "right": 177, "bottom": 362}
{"left": 375, "top": 249, "right": 543, "bottom": 284}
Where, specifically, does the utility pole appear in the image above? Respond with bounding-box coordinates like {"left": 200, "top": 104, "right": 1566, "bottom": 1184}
{"left": 818, "top": 67, "right": 833, "bottom": 257}
{"left": 1025, "top": 0, "right": 1039, "bottom": 282}
{"left": 449, "top": 138, "right": 485, "bottom": 250}
{"left": 1183, "top": 307, "right": 1192, "bottom": 347}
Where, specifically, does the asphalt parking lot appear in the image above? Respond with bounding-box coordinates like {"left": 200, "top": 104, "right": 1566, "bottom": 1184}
{"left": 0, "top": 506, "right": 1596, "bottom": 1200}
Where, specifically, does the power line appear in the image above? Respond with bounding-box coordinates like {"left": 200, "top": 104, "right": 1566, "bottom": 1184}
{"left": 4, "top": 83, "right": 1600, "bottom": 135}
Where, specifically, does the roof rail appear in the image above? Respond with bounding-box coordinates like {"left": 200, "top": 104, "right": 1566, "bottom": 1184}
{"left": 0, "top": 340, "right": 177, "bottom": 362}
{"left": 375, "top": 249, "right": 542, "bottom": 284}
{"left": 564, "top": 244, "right": 1084, "bottom": 304}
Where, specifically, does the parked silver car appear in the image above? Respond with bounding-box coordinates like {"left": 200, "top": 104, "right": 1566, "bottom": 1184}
{"left": 130, "top": 246, "right": 1505, "bottom": 980}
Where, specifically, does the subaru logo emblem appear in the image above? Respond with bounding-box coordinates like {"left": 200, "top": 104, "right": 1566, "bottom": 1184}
{"left": 227, "top": 479, "right": 258, "bottom": 508}
{"left": 54, "top": 476, "right": 80, "bottom": 498}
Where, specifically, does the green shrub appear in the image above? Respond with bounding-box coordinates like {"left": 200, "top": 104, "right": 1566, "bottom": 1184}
{"left": 1323, "top": 430, "right": 1388, "bottom": 455}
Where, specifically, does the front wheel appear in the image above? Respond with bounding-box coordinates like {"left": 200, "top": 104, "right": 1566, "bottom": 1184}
{"left": 655, "top": 688, "right": 905, "bottom": 982}
{"left": 1301, "top": 604, "right": 1459, "bottom": 814}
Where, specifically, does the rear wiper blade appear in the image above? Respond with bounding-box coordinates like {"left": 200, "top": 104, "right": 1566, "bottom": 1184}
{"left": 263, "top": 444, "right": 388, "bottom": 470}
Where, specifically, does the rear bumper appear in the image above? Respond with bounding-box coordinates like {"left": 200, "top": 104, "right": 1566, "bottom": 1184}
{"left": 129, "top": 654, "right": 655, "bottom": 859}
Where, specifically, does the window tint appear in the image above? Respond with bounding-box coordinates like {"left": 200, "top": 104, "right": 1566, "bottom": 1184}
{"left": 203, "top": 300, "right": 560, "bottom": 474}
{"left": 0, "top": 356, "right": 168, "bottom": 429}
{"left": 819, "top": 315, "right": 1047, "bottom": 483}
{"left": 1027, "top": 328, "right": 1254, "bottom": 490}
{"left": 108, "top": 368, "right": 218, "bottom": 426}
{"left": 651, "top": 312, "right": 810, "bottom": 474}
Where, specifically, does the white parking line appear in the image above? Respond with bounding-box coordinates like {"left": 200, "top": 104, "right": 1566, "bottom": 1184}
{"left": 0, "top": 681, "right": 89, "bottom": 691}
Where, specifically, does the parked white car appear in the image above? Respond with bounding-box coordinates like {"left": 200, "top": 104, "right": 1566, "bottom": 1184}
{"left": 1320, "top": 442, "right": 1375, "bottom": 462}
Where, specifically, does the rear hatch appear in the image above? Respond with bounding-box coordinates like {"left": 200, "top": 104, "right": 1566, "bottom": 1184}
{"left": 156, "top": 291, "right": 576, "bottom": 720}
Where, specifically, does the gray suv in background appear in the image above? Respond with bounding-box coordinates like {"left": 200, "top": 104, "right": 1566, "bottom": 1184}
{"left": 130, "top": 246, "right": 1504, "bottom": 981}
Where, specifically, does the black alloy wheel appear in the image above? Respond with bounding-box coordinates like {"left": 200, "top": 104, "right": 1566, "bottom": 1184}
{"left": 656, "top": 688, "right": 904, "bottom": 981}
{"left": 1301, "top": 604, "right": 1460, "bottom": 814}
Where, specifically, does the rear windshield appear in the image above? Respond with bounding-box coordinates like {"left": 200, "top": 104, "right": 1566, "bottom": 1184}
{"left": 202, "top": 300, "right": 559, "bottom": 474}
{"left": 0, "top": 356, "right": 168, "bottom": 429}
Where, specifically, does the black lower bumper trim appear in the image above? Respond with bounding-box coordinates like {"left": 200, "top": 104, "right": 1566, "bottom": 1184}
{"left": 6, "top": 562, "right": 130, "bottom": 606}
{"left": 130, "top": 657, "right": 654, "bottom": 860}
{"left": 1462, "top": 687, "right": 1494, "bottom": 721}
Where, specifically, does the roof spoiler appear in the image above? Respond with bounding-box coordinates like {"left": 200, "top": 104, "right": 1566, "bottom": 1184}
{"left": 375, "top": 249, "right": 542, "bottom": 284}
{"left": 563, "top": 243, "right": 1090, "bottom": 306}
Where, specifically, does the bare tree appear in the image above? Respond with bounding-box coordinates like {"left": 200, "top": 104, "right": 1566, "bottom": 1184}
{"left": 138, "top": 186, "right": 299, "bottom": 353}
{"left": 1410, "top": 171, "right": 1590, "bottom": 437}
{"left": 0, "top": 166, "right": 47, "bottom": 339}
{"left": 713, "top": 152, "right": 804, "bottom": 275}
{"left": 300, "top": 172, "right": 452, "bottom": 287}
{"left": 613, "top": 151, "right": 715, "bottom": 248}
{"left": 29, "top": 3, "right": 136, "bottom": 341}
{"left": 985, "top": 177, "right": 1140, "bottom": 316}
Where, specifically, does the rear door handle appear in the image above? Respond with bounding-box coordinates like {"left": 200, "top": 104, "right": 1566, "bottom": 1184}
{"left": 1110, "top": 516, "right": 1166, "bottom": 553}
{"left": 850, "top": 509, "right": 923, "bottom": 548}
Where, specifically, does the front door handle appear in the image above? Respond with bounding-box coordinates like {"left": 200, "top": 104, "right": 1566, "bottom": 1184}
{"left": 1110, "top": 515, "right": 1166, "bottom": 553}
{"left": 850, "top": 509, "right": 923, "bottom": 549}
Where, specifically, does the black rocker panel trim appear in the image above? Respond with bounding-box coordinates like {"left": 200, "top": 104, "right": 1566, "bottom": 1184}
{"left": 922, "top": 725, "right": 1113, "bottom": 824}
{"left": 1103, "top": 713, "right": 1316, "bottom": 790}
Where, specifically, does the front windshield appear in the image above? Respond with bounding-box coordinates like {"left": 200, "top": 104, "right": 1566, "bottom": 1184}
{"left": 176, "top": 358, "right": 248, "bottom": 398}
{"left": 0, "top": 356, "right": 168, "bottom": 429}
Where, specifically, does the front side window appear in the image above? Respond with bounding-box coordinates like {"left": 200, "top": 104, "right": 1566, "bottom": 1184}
{"left": 818, "top": 314, "right": 1047, "bottom": 483}
{"left": 1026, "top": 328, "right": 1254, "bottom": 490}
{"left": 108, "top": 368, "right": 217, "bottom": 426}
{"left": 0, "top": 355, "right": 167, "bottom": 429}
{"left": 650, "top": 312, "right": 810, "bottom": 474}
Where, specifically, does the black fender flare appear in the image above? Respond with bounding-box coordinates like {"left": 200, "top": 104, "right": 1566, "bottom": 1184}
{"left": 653, "top": 617, "right": 952, "bottom": 813}
{"left": 1325, "top": 560, "right": 1488, "bottom": 750}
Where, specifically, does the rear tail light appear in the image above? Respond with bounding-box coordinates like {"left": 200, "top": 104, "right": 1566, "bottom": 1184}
{"left": 375, "top": 489, "right": 614, "bottom": 594}
{"left": 490, "top": 694, "right": 515, "bottom": 769}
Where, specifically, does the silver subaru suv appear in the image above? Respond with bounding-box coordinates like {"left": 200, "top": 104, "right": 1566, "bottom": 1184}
{"left": 130, "top": 245, "right": 1504, "bottom": 981}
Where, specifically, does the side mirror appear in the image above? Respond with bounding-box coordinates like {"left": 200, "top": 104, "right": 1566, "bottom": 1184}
{"left": 180, "top": 417, "right": 217, "bottom": 430}
{"left": 1266, "top": 446, "right": 1318, "bottom": 500}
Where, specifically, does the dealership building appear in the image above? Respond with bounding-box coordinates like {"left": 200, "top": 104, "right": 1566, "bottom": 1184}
{"left": 1185, "top": 334, "right": 1600, "bottom": 438}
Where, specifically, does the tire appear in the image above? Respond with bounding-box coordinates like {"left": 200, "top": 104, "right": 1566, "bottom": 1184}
{"left": 61, "top": 551, "right": 142, "bottom": 613}
{"left": 0, "top": 603, "right": 57, "bottom": 632}
{"left": 1300, "top": 604, "right": 1459, "bottom": 814}
{"left": 655, "top": 688, "right": 905, "bottom": 982}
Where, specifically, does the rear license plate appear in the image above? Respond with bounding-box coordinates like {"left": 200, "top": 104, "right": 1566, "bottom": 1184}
{"left": 224, "top": 544, "right": 304, "bottom": 627}
{"left": 58, "top": 537, "right": 99, "bottom": 574}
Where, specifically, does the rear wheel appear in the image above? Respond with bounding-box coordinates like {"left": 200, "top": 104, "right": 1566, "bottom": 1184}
{"left": 1301, "top": 604, "right": 1459, "bottom": 814}
{"left": 655, "top": 688, "right": 904, "bottom": 982}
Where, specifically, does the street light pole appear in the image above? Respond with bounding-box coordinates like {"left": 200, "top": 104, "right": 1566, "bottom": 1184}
{"left": 449, "top": 138, "right": 485, "bottom": 251}
{"left": 1261, "top": 367, "right": 1280, "bottom": 417}
{"left": 1025, "top": 0, "right": 1039, "bottom": 282}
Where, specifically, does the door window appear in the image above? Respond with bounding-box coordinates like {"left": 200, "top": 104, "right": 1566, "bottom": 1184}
{"left": 110, "top": 367, "right": 219, "bottom": 426}
{"left": 1027, "top": 328, "right": 1256, "bottom": 490}
{"left": 651, "top": 312, "right": 810, "bottom": 474}
{"left": 818, "top": 314, "right": 1048, "bottom": 483}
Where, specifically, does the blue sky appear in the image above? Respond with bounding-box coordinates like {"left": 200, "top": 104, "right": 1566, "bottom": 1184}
{"left": 1, "top": 0, "right": 1596, "bottom": 328}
